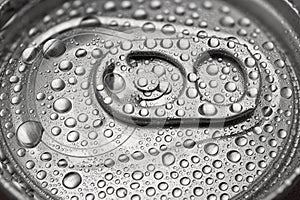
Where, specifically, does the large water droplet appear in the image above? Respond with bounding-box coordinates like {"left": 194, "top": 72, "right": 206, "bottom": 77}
{"left": 104, "top": 1, "right": 117, "bottom": 11}
{"left": 16, "top": 121, "right": 43, "bottom": 148}
{"left": 59, "top": 60, "right": 73, "bottom": 72}
{"left": 161, "top": 24, "right": 176, "bottom": 35}
{"left": 133, "top": 9, "right": 148, "bottom": 20}
{"left": 220, "top": 16, "right": 235, "bottom": 27}
{"left": 67, "top": 131, "right": 80, "bottom": 142}
{"left": 199, "top": 103, "right": 217, "bottom": 116}
{"left": 43, "top": 39, "right": 66, "bottom": 58}
{"left": 206, "top": 64, "right": 219, "bottom": 76}
{"left": 280, "top": 87, "right": 292, "bottom": 99}
{"left": 104, "top": 73, "right": 126, "bottom": 93}
{"left": 162, "top": 152, "right": 175, "bottom": 166}
{"left": 75, "top": 48, "right": 87, "bottom": 58}
{"left": 62, "top": 172, "right": 82, "bottom": 189}
{"left": 142, "top": 22, "right": 156, "bottom": 33}
{"left": 79, "top": 16, "right": 101, "bottom": 27}
{"left": 22, "top": 47, "right": 38, "bottom": 64}
{"left": 227, "top": 150, "right": 241, "bottom": 163}
{"left": 204, "top": 143, "right": 219, "bottom": 156}
{"left": 51, "top": 78, "right": 66, "bottom": 91}
{"left": 53, "top": 98, "right": 72, "bottom": 113}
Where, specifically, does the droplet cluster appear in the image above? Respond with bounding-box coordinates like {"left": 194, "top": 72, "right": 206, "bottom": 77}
{"left": 0, "top": 0, "right": 299, "bottom": 200}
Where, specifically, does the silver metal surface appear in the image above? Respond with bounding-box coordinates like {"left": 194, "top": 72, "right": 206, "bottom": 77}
{"left": 0, "top": 0, "right": 300, "bottom": 200}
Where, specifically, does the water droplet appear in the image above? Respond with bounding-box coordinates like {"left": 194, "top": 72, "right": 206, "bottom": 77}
{"left": 104, "top": 158, "right": 115, "bottom": 168}
{"left": 280, "top": 87, "right": 292, "bottom": 99}
{"left": 104, "top": 73, "right": 126, "bottom": 93}
{"left": 206, "top": 64, "right": 219, "bottom": 76}
{"left": 227, "top": 150, "right": 241, "bottom": 163}
{"left": 53, "top": 98, "right": 72, "bottom": 113}
{"left": 22, "top": 47, "right": 38, "bottom": 64}
{"left": 59, "top": 60, "right": 73, "bottom": 72}
{"left": 161, "top": 24, "right": 176, "bottom": 35}
{"left": 123, "top": 104, "right": 134, "bottom": 114}
{"left": 103, "top": 1, "right": 116, "bottom": 11}
{"left": 245, "top": 57, "right": 256, "bottom": 68}
{"left": 204, "top": 143, "right": 219, "bottom": 156}
{"left": 75, "top": 48, "right": 87, "bottom": 57}
{"left": 16, "top": 121, "right": 43, "bottom": 148}
{"left": 131, "top": 151, "right": 145, "bottom": 160}
{"left": 220, "top": 16, "right": 235, "bottom": 27}
{"left": 67, "top": 131, "right": 80, "bottom": 142}
{"left": 43, "top": 39, "right": 66, "bottom": 58}
{"left": 62, "top": 172, "right": 82, "bottom": 189}
{"left": 177, "top": 39, "right": 190, "bottom": 50}
{"left": 142, "top": 22, "right": 156, "bottom": 33}
{"left": 80, "top": 16, "right": 101, "bottom": 27}
{"left": 133, "top": 9, "right": 148, "bottom": 20}
{"left": 225, "top": 82, "right": 237, "bottom": 92}
{"left": 51, "top": 78, "right": 66, "bottom": 91}
{"left": 199, "top": 103, "right": 217, "bottom": 116}
{"left": 263, "top": 41, "right": 274, "bottom": 51}
{"left": 183, "top": 139, "right": 196, "bottom": 149}
{"left": 162, "top": 152, "right": 175, "bottom": 166}
{"left": 208, "top": 38, "right": 220, "bottom": 47}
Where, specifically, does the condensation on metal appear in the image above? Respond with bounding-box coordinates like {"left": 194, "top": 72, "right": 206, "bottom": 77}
{"left": 0, "top": 0, "right": 299, "bottom": 200}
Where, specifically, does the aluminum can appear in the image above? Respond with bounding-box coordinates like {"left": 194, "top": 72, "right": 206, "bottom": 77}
{"left": 0, "top": 0, "right": 300, "bottom": 200}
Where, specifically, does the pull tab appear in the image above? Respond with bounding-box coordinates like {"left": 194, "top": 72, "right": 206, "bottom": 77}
{"left": 95, "top": 35, "right": 261, "bottom": 127}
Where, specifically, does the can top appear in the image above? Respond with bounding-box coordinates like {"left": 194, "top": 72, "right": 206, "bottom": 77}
{"left": 0, "top": 0, "right": 300, "bottom": 200}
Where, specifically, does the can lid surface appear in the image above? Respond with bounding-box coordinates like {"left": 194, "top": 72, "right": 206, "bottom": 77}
{"left": 0, "top": 0, "right": 300, "bottom": 200}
